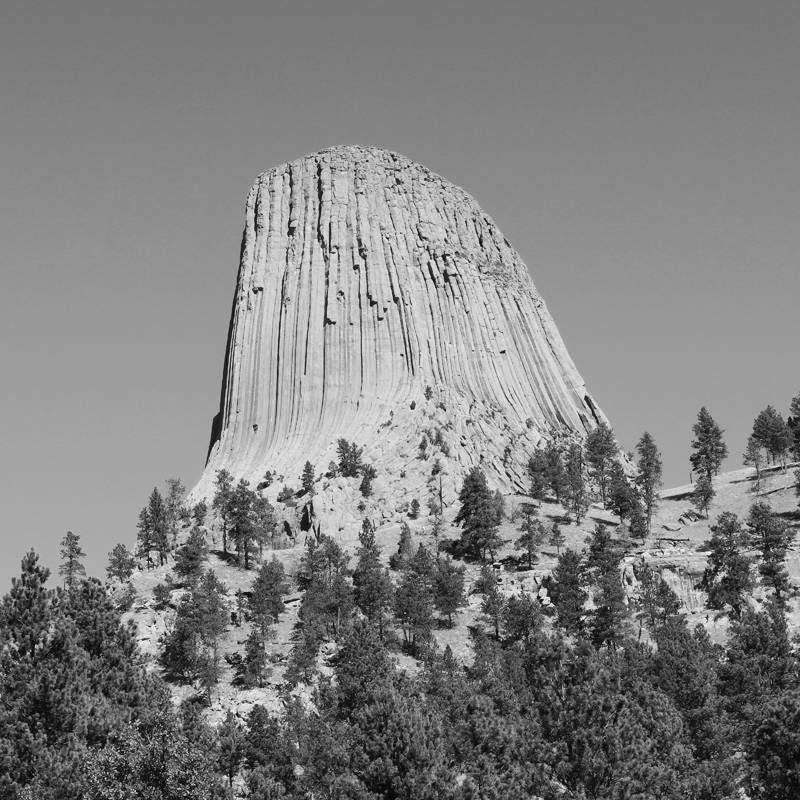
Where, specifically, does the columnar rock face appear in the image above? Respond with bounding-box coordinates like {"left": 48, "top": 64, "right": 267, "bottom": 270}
{"left": 195, "top": 145, "right": 606, "bottom": 499}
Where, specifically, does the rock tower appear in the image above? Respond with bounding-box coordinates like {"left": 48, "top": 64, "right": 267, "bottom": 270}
{"left": 194, "top": 145, "right": 607, "bottom": 505}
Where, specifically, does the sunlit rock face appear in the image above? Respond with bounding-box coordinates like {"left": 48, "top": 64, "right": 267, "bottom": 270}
{"left": 195, "top": 145, "right": 607, "bottom": 498}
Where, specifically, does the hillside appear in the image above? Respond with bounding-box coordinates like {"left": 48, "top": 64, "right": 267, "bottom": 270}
{"left": 126, "top": 459, "right": 800, "bottom": 721}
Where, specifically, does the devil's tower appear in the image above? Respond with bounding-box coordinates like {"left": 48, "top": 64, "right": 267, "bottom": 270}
{"left": 195, "top": 145, "right": 607, "bottom": 500}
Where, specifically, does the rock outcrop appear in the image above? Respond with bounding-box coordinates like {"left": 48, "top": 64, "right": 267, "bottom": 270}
{"left": 194, "top": 145, "right": 607, "bottom": 499}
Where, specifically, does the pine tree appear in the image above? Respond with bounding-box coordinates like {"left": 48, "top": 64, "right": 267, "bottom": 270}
{"left": 585, "top": 422, "right": 617, "bottom": 503}
{"left": 217, "top": 711, "right": 246, "bottom": 787}
{"left": 481, "top": 582, "right": 506, "bottom": 638}
{"left": 212, "top": 468, "right": 234, "bottom": 555}
{"left": 752, "top": 405, "right": 791, "bottom": 466}
{"left": 747, "top": 501, "right": 793, "bottom": 602}
{"left": 353, "top": 520, "right": 393, "bottom": 634}
{"left": 564, "top": 442, "right": 589, "bottom": 523}
{"left": 136, "top": 507, "right": 154, "bottom": 565}
{"left": 585, "top": 524, "right": 627, "bottom": 649}
{"left": 393, "top": 568, "right": 434, "bottom": 654}
{"left": 527, "top": 446, "right": 549, "bottom": 502}
{"left": 336, "top": 439, "right": 363, "bottom": 477}
{"left": 359, "top": 464, "right": 377, "bottom": 497}
{"left": 231, "top": 627, "right": 271, "bottom": 688}
{"left": 173, "top": 527, "right": 208, "bottom": 587}
{"left": 389, "top": 522, "right": 415, "bottom": 571}
{"left": 250, "top": 557, "right": 289, "bottom": 634}
{"left": 514, "top": 503, "right": 546, "bottom": 569}
{"left": 636, "top": 563, "right": 684, "bottom": 635}
{"left": 699, "top": 512, "right": 752, "bottom": 619}
{"left": 607, "top": 461, "right": 638, "bottom": 524}
{"left": 192, "top": 499, "right": 208, "bottom": 527}
{"left": 692, "top": 473, "right": 715, "bottom": 518}
{"left": 789, "top": 391, "right": 800, "bottom": 460}
{"left": 301, "top": 460, "right": 316, "bottom": 495}
{"left": 502, "top": 592, "right": 543, "bottom": 643}
{"left": 549, "top": 521, "right": 566, "bottom": 555}
{"left": 743, "top": 434, "right": 764, "bottom": 493}
{"left": 147, "top": 487, "right": 170, "bottom": 566}
{"left": 164, "top": 477, "right": 186, "bottom": 546}
{"left": 433, "top": 555, "right": 466, "bottom": 626}
{"left": 544, "top": 440, "right": 568, "bottom": 504}
{"left": 747, "top": 689, "right": 800, "bottom": 800}
{"left": 690, "top": 407, "right": 728, "bottom": 481}
{"left": 59, "top": 530, "right": 86, "bottom": 589}
{"left": 548, "top": 549, "right": 587, "bottom": 634}
{"left": 252, "top": 493, "right": 277, "bottom": 558}
{"left": 455, "top": 467, "right": 502, "bottom": 561}
{"left": 106, "top": 543, "right": 135, "bottom": 582}
{"left": 230, "top": 478, "right": 257, "bottom": 568}
{"left": 636, "top": 432, "right": 663, "bottom": 535}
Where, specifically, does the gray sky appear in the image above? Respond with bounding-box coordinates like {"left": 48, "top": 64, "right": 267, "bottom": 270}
{"left": 1, "top": 0, "right": 798, "bottom": 586}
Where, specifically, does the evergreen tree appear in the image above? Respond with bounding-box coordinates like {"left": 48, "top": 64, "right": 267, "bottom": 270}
{"left": 752, "top": 405, "right": 791, "bottom": 466}
{"left": 690, "top": 406, "right": 728, "bottom": 480}
{"left": 606, "top": 461, "right": 638, "bottom": 524}
{"left": 359, "top": 464, "right": 377, "bottom": 497}
{"left": 747, "top": 501, "right": 793, "bottom": 602}
{"left": 164, "top": 477, "right": 186, "bottom": 547}
{"left": 86, "top": 706, "right": 224, "bottom": 800}
{"left": 585, "top": 422, "right": 617, "bottom": 503}
{"left": 59, "top": 530, "right": 86, "bottom": 589}
{"left": 527, "top": 446, "right": 549, "bottom": 502}
{"left": 389, "top": 522, "right": 415, "bottom": 571}
{"left": 300, "top": 460, "right": 316, "bottom": 495}
{"left": 136, "top": 507, "right": 154, "bottom": 566}
{"left": 549, "top": 521, "right": 566, "bottom": 555}
{"left": 502, "top": 591, "right": 542, "bottom": 643}
{"left": 250, "top": 556, "right": 289, "bottom": 634}
{"left": 230, "top": 478, "right": 257, "bottom": 568}
{"left": 212, "top": 468, "right": 234, "bottom": 555}
{"left": 743, "top": 434, "right": 765, "bottom": 493}
{"left": 455, "top": 467, "right": 502, "bottom": 561}
{"left": 161, "top": 569, "right": 228, "bottom": 696}
{"left": 789, "top": 391, "right": 800, "bottom": 460}
{"left": 699, "top": 512, "right": 752, "bottom": 619}
{"left": 147, "top": 487, "right": 170, "bottom": 566}
{"left": 217, "top": 711, "right": 246, "bottom": 788}
{"left": 352, "top": 520, "right": 393, "bottom": 634}
{"left": 635, "top": 563, "right": 684, "bottom": 635}
{"left": 433, "top": 555, "right": 466, "bottom": 626}
{"left": 544, "top": 440, "right": 568, "bottom": 504}
{"left": 105, "top": 543, "right": 135, "bottom": 582}
{"left": 514, "top": 503, "right": 547, "bottom": 569}
{"left": 564, "top": 441, "right": 589, "bottom": 523}
{"left": 585, "top": 524, "right": 627, "bottom": 648}
{"left": 1, "top": 552, "right": 167, "bottom": 800}
{"left": 635, "top": 431, "right": 663, "bottom": 535}
{"left": 173, "top": 527, "right": 208, "bottom": 587}
{"left": 295, "top": 534, "right": 353, "bottom": 640}
{"left": 336, "top": 439, "right": 363, "bottom": 477}
{"left": 747, "top": 689, "right": 800, "bottom": 800}
{"left": 547, "top": 549, "right": 587, "bottom": 635}
{"left": 192, "top": 499, "right": 208, "bottom": 528}
{"left": 252, "top": 493, "right": 276, "bottom": 558}
{"left": 692, "top": 472, "right": 715, "bottom": 518}
{"left": 481, "top": 582, "right": 506, "bottom": 639}
{"left": 393, "top": 568, "right": 434, "bottom": 654}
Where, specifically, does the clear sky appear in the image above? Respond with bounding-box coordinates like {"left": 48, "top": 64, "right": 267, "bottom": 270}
{"left": 1, "top": 0, "right": 798, "bottom": 586}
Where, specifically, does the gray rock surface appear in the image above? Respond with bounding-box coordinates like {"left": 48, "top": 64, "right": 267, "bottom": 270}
{"left": 194, "top": 145, "right": 607, "bottom": 499}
